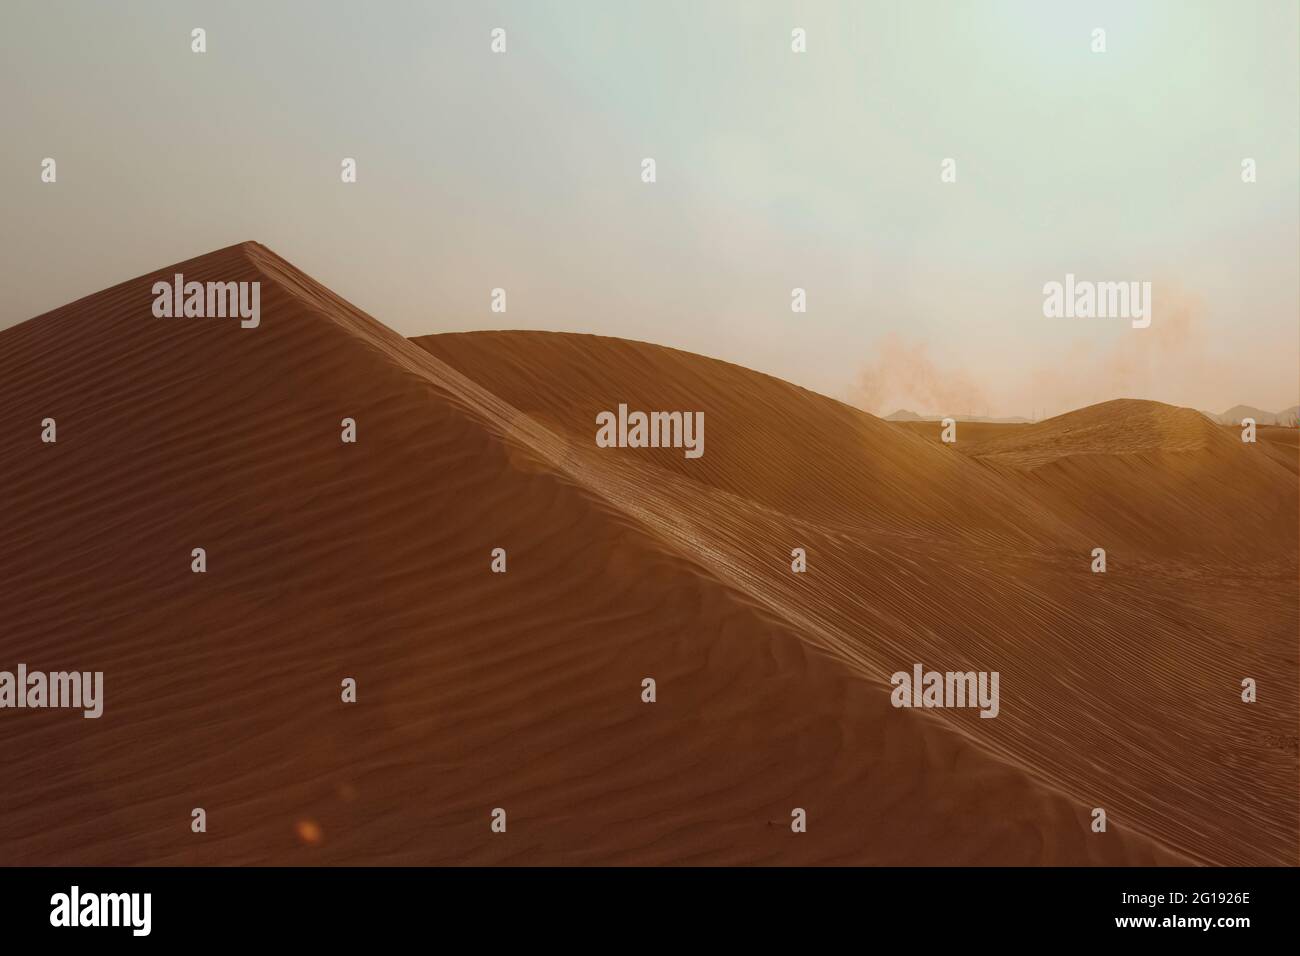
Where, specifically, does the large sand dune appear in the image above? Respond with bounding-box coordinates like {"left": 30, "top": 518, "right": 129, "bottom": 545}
{"left": 0, "top": 243, "right": 1292, "bottom": 865}
{"left": 414, "top": 335, "right": 1298, "bottom": 867}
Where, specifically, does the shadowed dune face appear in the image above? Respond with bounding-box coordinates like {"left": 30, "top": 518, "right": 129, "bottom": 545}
{"left": 0, "top": 246, "right": 1288, "bottom": 866}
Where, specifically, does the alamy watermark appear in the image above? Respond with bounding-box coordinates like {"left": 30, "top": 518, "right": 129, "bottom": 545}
{"left": 152, "top": 273, "right": 260, "bottom": 328}
{"left": 50, "top": 886, "right": 150, "bottom": 936}
{"left": 0, "top": 664, "right": 103, "bottom": 718}
{"left": 595, "top": 403, "right": 704, "bottom": 459}
{"left": 1042, "top": 273, "right": 1151, "bottom": 328}
{"left": 891, "top": 664, "right": 999, "bottom": 718}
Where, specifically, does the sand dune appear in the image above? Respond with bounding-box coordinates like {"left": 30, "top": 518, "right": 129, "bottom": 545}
{"left": 893, "top": 402, "right": 1296, "bottom": 559}
{"left": 418, "top": 331, "right": 1299, "bottom": 866}
{"left": 0, "top": 244, "right": 1291, "bottom": 866}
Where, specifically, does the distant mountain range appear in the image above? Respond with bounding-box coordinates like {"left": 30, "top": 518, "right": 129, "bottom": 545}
{"left": 1201, "top": 405, "right": 1300, "bottom": 426}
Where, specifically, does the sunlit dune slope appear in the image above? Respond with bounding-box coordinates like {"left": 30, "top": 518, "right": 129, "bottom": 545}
{"left": 959, "top": 399, "right": 1230, "bottom": 467}
{"left": 414, "top": 331, "right": 1091, "bottom": 549}
{"left": 895, "top": 399, "right": 1297, "bottom": 562}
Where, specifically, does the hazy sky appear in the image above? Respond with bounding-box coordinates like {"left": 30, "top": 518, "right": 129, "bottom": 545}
{"left": 2, "top": 0, "right": 1297, "bottom": 416}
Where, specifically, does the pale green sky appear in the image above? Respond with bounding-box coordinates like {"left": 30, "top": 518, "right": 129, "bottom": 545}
{"left": 2, "top": 0, "right": 1296, "bottom": 416}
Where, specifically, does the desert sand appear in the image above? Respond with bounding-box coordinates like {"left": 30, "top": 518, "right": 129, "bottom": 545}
{"left": 0, "top": 242, "right": 1293, "bottom": 865}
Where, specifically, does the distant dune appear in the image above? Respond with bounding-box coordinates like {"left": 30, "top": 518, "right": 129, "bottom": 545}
{"left": 0, "top": 244, "right": 1293, "bottom": 866}
{"left": 886, "top": 409, "right": 1031, "bottom": 424}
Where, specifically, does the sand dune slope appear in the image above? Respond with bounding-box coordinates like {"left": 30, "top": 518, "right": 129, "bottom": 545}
{"left": 417, "top": 331, "right": 1299, "bottom": 866}
{"left": 412, "top": 331, "right": 1085, "bottom": 550}
{"left": 0, "top": 247, "right": 1276, "bottom": 866}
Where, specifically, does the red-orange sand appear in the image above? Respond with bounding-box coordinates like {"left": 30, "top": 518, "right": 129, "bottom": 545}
{"left": 0, "top": 242, "right": 1293, "bottom": 865}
